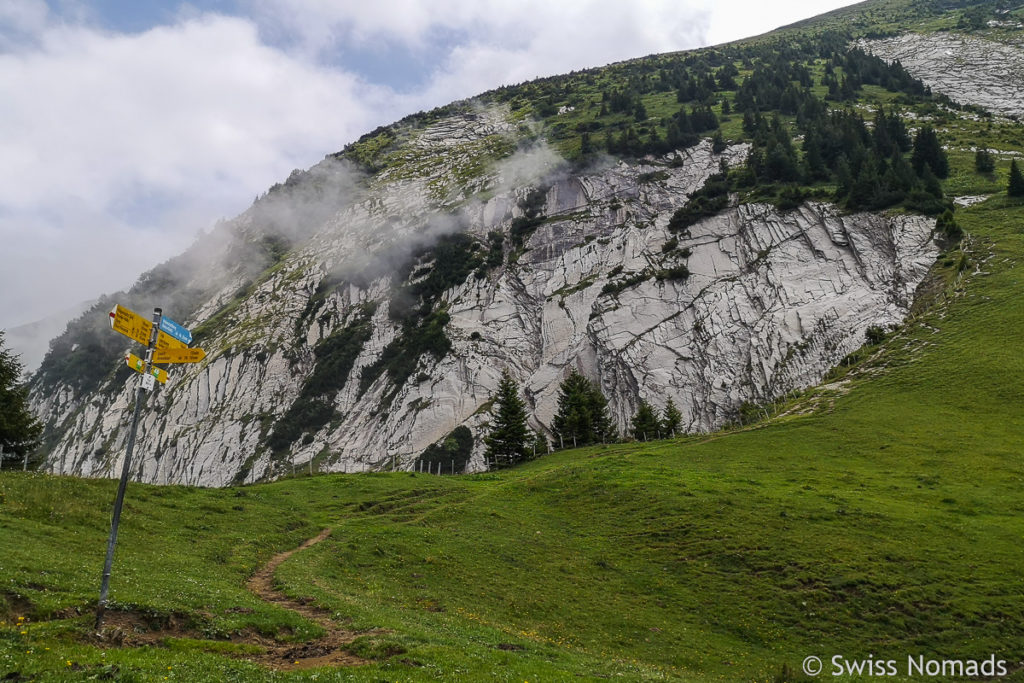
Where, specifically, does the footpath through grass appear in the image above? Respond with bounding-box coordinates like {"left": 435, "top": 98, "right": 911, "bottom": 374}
{"left": 2, "top": 197, "right": 1024, "bottom": 681}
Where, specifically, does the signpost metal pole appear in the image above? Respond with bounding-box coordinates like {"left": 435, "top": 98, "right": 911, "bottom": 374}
{"left": 95, "top": 307, "right": 162, "bottom": 631}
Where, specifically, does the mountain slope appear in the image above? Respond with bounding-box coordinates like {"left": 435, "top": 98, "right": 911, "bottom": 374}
{"left": 4, "top": 0, "right": 1024, "bottom": 680}
{"left": 25, "top": 0, "right": 1024, "bottom": 490}
{"left": 2, "top": 190, "right": 1022, "bottom": 677}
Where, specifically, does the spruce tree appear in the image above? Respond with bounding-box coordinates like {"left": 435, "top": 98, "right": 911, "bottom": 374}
{"left": 1009, "top": 159, "right": 1024, "bottom": 197}
{"left": 532, "top": 431, "right": 549, "bottom": 457}
{"left": 872, "top": 109, "right": 895, "bottom": 156}
{"left": 975, "top": 148, "right": 995, "bottom": 174}
{"left": 483, "top": 369, "right": 531, "bottom": 467}
{"left": 552, "top": 369, "right": 615, "bottom": 447}
{"left": 586, "top": 381, "right": 616, "bottom": 444}
{"left": 711, "top": 131, "right": 727, "bottom": 154}
{"left": 661, "top": 398, "right": 683, "bottom": 437}
{"left": 630, "top": 400, "right": 661, "bottom": 441}
{"left": 552, "top": 369, "right": 592, "bottom": 448}
{"left": 0, "top": 332, "right": 42, "bottom": 469}
{"left": 936, "top": 209, "right": 963, "bottom": 241}
{"left": 911, "top": 125, "right": 949, "bottom": 179}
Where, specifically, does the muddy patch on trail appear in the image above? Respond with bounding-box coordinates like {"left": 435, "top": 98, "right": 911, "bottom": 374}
{"left": 84, "top": 529, "right": 374, "bottom": 671}
{"left": 243, "top": 528, "right": 374, "bottom": 670}
{"left": 90, "top": 609, "right": 203, "bottom": 647}
{"left": 86, "top": 608, "right": 367, "bottom": 670}
{"left": 2, "top": 592, "right": 36, "bottom": 620}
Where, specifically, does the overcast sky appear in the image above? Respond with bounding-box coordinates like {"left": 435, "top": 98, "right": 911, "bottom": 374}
{"left": 0, "top": 0, "right": 861, "bottom": 333}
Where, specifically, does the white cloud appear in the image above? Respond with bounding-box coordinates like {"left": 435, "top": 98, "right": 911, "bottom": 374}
{"left": 0, "top": 0, "right": 49, "bottom": 49}
{"left": 251, "top": 0, "right": 709, "bottom": 51}
{"left": 0, "top": 11, "right": 397, "bottom": 328}
{"left": 706, "top": 0, "right": 862, "bottom": 45}
{"left": 0, "top": 0, "right": 860, "bottom": 331}
{"left": 249, "top": 0, "right": 711, "bottom": 104}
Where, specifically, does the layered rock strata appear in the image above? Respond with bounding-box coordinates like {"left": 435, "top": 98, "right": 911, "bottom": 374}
{"left": 35, "top": 111, "right": 938, "bottom": 485}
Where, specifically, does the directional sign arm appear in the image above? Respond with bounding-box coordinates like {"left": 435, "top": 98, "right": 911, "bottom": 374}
{"left": 109, "top": 305, "right": 153, "bottom": 347}
{"left": 152, "top": 347, "right": 206, "bottom": 364}
{"left": 125, "top": 353, "right": 168, "bottom": 383}
{"left": 159, "top": 316, "right": 192, "bottom": 345}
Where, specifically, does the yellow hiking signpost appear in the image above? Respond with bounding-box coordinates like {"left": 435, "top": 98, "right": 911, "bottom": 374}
{"left": 109, "top": 304, "right": 187, "bottom": 351}
{"left": 125, "top": 353, "right": 168, "bottom": 384}
{"left": 108, "top": 304, "right": 151, "bottom": 347}
{"left": 152, "top": 347, "right": 206, "bottom": 364}
{"left": 98, "top": 305, "right": 205, "bottom": 630}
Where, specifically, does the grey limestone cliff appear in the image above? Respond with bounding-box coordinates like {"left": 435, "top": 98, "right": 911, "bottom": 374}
{"left": 34, "top": 108, "right": 939, "bottom": 485}
{"left": 861, "top": 32, "right": 1024, "bottom": 117}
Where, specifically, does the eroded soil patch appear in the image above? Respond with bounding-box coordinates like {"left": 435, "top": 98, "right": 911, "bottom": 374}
{"left": 83, "top": 529, "right": 371, "bottom": 671}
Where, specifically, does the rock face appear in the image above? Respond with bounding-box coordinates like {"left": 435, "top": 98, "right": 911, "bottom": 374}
{"left": 33, "top": 108, "right": 939, "bottom": 486}
{"left": 861, "top": 32, "right": 1024, "bottom": 117}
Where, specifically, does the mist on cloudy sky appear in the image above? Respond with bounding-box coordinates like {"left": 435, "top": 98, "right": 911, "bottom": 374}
{"left": 0, "top": 0, "right": 860, "bottom": 345}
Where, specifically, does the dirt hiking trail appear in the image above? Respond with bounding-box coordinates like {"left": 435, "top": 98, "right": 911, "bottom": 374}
{"left": 89, "top": 528, "right": 371, "bottom": 671}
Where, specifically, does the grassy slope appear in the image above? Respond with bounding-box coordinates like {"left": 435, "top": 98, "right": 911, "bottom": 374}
{"left": 2, "top": 195, "right": 1023, "bottom": 680}
{"left": 5, "top": 2, "right": 1024, "bottom": 681}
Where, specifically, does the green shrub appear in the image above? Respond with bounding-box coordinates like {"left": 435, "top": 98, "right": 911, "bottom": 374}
{"left": 655, "top": 264, "right": 690, "bottom": 281}
{"left": 360, "top": 309, "right": 452, "bottom": 399}
{"left": 865, "top": 325, "right": 887, "bottom": 346}
{"left": 600, "top": 271, "right": 650, "bottom": 296}
{"left": 267, "top": 307, "right": 375, "bottom": 452}
{"left": 416, "top": 426, "right": 474, "bottom": 473}
{"left": 668, "top": 173, "right": 730, "bottom": 233}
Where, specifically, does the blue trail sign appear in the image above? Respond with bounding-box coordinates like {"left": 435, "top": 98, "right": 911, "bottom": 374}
{"left": 158, "top": 316, "right": 192, "bottom": 345}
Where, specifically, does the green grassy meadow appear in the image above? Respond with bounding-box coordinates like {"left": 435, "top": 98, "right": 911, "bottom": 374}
{"left": 3, "top": 194, "right": 1024, "bottom": 680}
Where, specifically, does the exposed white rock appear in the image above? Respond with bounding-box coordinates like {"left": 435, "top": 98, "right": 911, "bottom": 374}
{"left": 35, "top": 110, "right": 939, "bottom": 486}
{"left": 954, "top": 195, "right": 989, "bottom": 207}
{"left": 860, "top": 33, "right": 1024, "bottom": 117}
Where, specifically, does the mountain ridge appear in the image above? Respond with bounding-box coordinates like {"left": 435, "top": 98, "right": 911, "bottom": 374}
{"left": 4, "top": 1, "right": 1024, "bottom": 680}
{"left": 25, "top": 0, "right": 1024, "bottom": 485}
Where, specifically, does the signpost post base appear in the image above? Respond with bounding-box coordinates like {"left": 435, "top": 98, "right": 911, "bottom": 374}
{"left": 94, "top": 383, "right": 145, "bottom": 630}
{"left": 95, "top": 307, "right": 163, "bottom": 631}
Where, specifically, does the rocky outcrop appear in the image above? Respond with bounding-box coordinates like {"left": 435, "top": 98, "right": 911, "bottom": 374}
{"left": 34, "top": 108, "right": 939, "bottom": 486}
{"left": 861, "top": 32, "right": 1024, "bottom": 117}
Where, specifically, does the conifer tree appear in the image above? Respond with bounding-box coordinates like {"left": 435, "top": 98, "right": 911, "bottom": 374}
{"left": 587, "top": 381, "right": 616, "bottom": 444}
{"left": 802, "top": 130, "right": 828, "bottom": 182}
{"left": 711, "top": 131, "right": 727, "bottom": 154}
{"left": 911, "top": 125, "right": 949, "bottom": 179}
{"left": 0, "top": 332, "right": 41, "bottom": 469}
{"left": 936, "top": 209, "right": 963, "bottom": 241}
{"left": 483, "top": 369, "right": 531, "bottom": 467}
{"left": 661, "top": 398, "right": 683, "bottom": 437}
{"left": 920, "top": 164, "right": 943, "bottom": 199}
{"left": 630, "top": 400, "right": 661, "bottom": 441}
{"left": 552, "top": 369, "right": 615, "bottom": 447}
{"left": 1008, "top": 159, "right": 1024, "bottom": 197}
{"left": 634, "top": 101, "right": 648, "bottom": 122}
{"left": 552, "top": 369, "right": 593, "bottom": 448}
{"left": 532, "top": 431, "right": 549, "bottom": 457}
{"left": 975, "top": 148, "right": 995, "bottom": 174}
{"left": 872, "top": 108, "right": 895, "bottom": 156}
